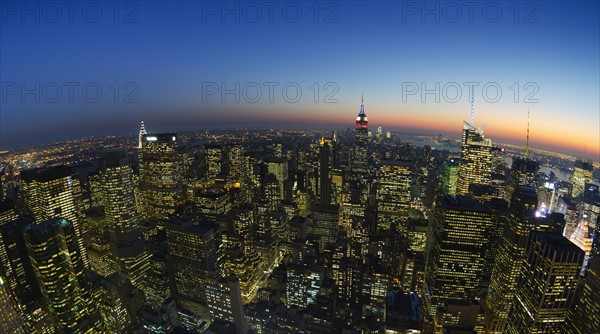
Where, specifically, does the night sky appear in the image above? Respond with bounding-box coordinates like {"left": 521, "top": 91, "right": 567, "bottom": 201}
{"left": 1, "top": 1, "right": 598, "bottom": 160}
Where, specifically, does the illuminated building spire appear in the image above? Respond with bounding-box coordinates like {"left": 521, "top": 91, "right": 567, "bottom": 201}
{"left": 525, "top": 108, "right": 530, "bottom": 158}
{"left": 359, "top": 93, "right": 365, "bottom": 116}
{"left": 470, "top": 94, "right": 475, "bottom": 129}
{"left": 353, "top": 94, "right": 369, "bottom": 171}
{"left": 138, "top": 119, "right": 147, "bottom": 149}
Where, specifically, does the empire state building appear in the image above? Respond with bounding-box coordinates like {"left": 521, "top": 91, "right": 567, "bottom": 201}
{"left": 352, "top": 96, "right": 369, "bottom": 171}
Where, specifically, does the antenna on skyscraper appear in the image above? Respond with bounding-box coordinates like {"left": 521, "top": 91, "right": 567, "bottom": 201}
{"left": 359, "top": 93, "right": 365, "bottom": 116}
{"left": 470, "top": 94, "right": 474, "bottom": 129}
{"left": 525, "top": 107, "right": 530, "bottom": 159}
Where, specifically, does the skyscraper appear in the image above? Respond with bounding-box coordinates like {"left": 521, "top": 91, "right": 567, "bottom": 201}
{"left": 440, "top": 159, "right": 459, "bottom": 196}
{"left": 484, "top": 186, "right": 538, "bottom": 333}
{"left": 93, "top": 149, "right": 150, "bottom": 290}
{"left": 0, "top": 216, "right": 40, "bottom": 304}
{"left": 23, "top": 218, "right": 102, "bottom": 333}
{"left": 226, "top": 144, "right": 246, "bottom": 187}
{"left": 376, "top": 160, "right": 411, "bottom": 232}
{"left": 506, "top": 232, "right": 584, "bottom": 333}
{"left": 318, "top": 137, "right": 333, "bottom": 206}
{"left": 457, "top": 122, "right": 494, "bottom": 195}
{"left": 569, "top": 219, "right": 593, "bottom": 271}
{"left": 165, "top": 217, "right": 219, "bottom": 318}
{"left": 139, "top": 133, "right": 183, "bottom": 222}
{"left": 138, "top": 119, "right": 147, "bottom": 149}
{"left": 565, "top": 257, "right": 600, "bottom": 334}
{"left": 505, "top": 156, "right": 539, "bottom": 204}
{"left": 571, "top": 159, "right": 593, "bottom": 198}
{"left": 21, "top": 166, "right": 89, "bottom": 268}
{"left": 309, "top": 204, "right": 339, "bottom": 251}
{"left": 205, "top": 144, "right": 224, "bottom": 181}
{"left": 353, "top": 96, "right": 369, "bottom": 171}
{"left": 424, "top": 195, "right": 493, "bottom": 319}
{"left": 206, "top": 276, "right": 248, "bottom": 334}
{"left": 286, "top": 264, "right": 308, "bottom": 308}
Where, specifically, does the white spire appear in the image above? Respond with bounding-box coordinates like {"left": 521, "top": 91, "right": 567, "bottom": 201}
{"left": 525, "top": 108, "right": 530, "bottom": 158}
{"left": 138, "top": 120, "right": 147, "bottom": 149}
{"left": 470, "top": 94, "right": 474, "bottom": 129}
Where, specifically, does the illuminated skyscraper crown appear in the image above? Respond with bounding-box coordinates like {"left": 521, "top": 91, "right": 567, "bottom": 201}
{"left": 356, "top": 95, "right": 368, "bottom": 129}
{"left": 138, "top": 120, "right": 147, "bottom": 149}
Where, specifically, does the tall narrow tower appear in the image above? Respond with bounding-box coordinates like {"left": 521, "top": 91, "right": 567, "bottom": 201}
{"left": 504, "top": 110, "right": 539, "bottom": 203}
{"left": 470, "top": 94, "right": 475, "bottom": 129}
{"left": 525, "top": 108, "right": 530, "bottom": 158}
{"left": 138, "top": 120, "right": 147, "bottom": 149}
{"left": 318, "top": 138, "right": 333, "bottom": 206}
{"left": 353, "top": 95, "right": 369, "bottom": 171}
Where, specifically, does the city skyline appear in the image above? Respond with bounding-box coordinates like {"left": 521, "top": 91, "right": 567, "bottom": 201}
{"left": 1, "top": 1, "right": 599, "bottom": 160}
{"left": 1, "top": 2, "right": 599, "bottom": 332}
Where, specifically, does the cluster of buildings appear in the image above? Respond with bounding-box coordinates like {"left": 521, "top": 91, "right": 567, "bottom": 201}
{"left": 0, "top": 98, "right": 598, "bottom": 333}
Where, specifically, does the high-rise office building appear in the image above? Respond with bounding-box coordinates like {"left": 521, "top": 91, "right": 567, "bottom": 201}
{"left": 165, "top": 217, "right": 219, "bottom": 318}
{"left": 440, "top": 159, "right": 459, "bottom": 196}
{"left": 318, "top": 138, "right": 333, "bottom": 206}
{"left": 569, "top": 219, "right": 593, "bottom": 270}
{"left": 457, "top": 122, "right": 494, "bottom": 195}
{"left": 205, "top": 144, "right": 224, "bottom": 181}
{"left": 505, "top": 156, "right": 539, "bottom": 203}
{"left": 23, "top": 218, "right": 102, "bottom": 333}
{"left": 265, "top": 157, "right": 289, "bottom": 201}
{"left": 484, "top": 185, "right": 538, "bottom": 333}
{"left": 286, "top": 264, "right": 308, "bottom": 308}
{"left": 565, "top": 257, "right": 600, "bottom": 334}
{"left": 139, "top": 133, "right": 183, "bottom": 222}
{"left": 21, "top": 166, "right": 89, "bottom": 268}
{"left": 424, "top": 195, "right": 493, "bottom": 319}
{"left": 506, "top": 232, "right": 584, "bottom": 333}
{"left": 93, "top": 149, "right": 150, "bottom": 290}
{"left": 309, "top": 204, "right": 339, "bottom": 251}
{"left": 206, "top": 276, "right": 248, "bottom": 334}
{"left": 571, "top": 159, "right": 593, "bottom": 198}
{"left": 353, "top": 96, "right": 369, "bottom": 171}
{"left": 226, "top": 144, "right": 245, "bottom": 187}
{"left": 0, "top": 216, "right": 40, "bottom": 304}
{"left": 376, "top": 160, "right": 411, "bottom": 232}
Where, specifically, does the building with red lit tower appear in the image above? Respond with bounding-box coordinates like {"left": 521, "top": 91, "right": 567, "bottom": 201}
{"left": 353, "top": 96, "right": 369, "bottom": 171}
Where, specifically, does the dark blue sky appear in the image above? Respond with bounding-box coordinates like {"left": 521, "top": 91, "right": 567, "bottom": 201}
{"left": 1, "top": 1, "right": 599, "bottom": 159}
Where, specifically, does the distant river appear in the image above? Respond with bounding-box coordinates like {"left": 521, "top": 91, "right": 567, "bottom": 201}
{"left": 539, "top": 166, "right": 572, "bottom": 181}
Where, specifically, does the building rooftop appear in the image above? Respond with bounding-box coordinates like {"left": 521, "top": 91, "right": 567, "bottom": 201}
{"left": 437, "top": 195, "right": 490, "bottom": 213}
{"left": 21, "top": 165, "right": 74, "bottom": 183}
{"left": 532, "top": 231, "right": 586, "bottom": 254}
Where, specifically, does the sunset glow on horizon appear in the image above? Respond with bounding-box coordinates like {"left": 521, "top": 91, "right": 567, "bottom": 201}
{"left": 1, "top": 1, "right": 598, "bottom": 161}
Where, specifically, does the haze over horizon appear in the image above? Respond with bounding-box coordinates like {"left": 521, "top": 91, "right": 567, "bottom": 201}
{"left": 1, "top": 1, "right": 599, "bottom": 161}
